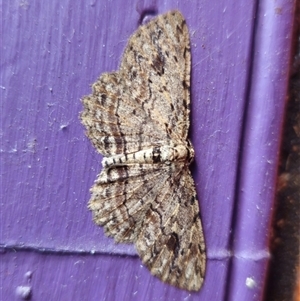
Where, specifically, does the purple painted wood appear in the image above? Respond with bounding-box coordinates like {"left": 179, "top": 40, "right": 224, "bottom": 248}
{"left": 0, "top": 0, "right": 294, "bottom": 300}
{"left": 228, "top": 0, "right": 296, "bottom": 300}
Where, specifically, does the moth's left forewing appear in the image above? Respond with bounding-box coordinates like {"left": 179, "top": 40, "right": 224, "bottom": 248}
{"left": 120, "top": 11, "right": 191, "bottom": 143}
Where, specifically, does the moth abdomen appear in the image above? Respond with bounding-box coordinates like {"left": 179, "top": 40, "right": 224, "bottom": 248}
{"left": 101, "top": 144, "right": 194, "bottom": 167}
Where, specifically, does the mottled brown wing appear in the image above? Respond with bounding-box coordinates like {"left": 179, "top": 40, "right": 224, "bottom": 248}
{"left": 88, "top": 162, "right": 205, "bottom": 291}
{"left": 135, "top": 167, "right": 205, "bottom": 291}
{"left": 81, "top": 11, "right": 191, "bottom": 156}
{"left": 89, "top": 163, "right": 176, "bottom": 243}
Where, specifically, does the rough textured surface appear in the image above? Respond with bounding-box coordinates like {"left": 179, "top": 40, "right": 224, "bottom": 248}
{"left": 1, "top": 250, "right": 227, "bottom": 300}
{"left": 264, "top": 12, "right": 300, "bottom": 299}
{"left": 81, "top": 11, "right": 205, "bottom": 291}
{"left": 1, "top": 0, "right": 295, "bottom": 300}
{"left": 228, "top": 0, "right": 296, "bottom": 300}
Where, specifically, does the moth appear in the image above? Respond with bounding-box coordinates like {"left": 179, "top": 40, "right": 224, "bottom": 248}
{"left": 81, "top": 10, "right": 206, "bottom": 291}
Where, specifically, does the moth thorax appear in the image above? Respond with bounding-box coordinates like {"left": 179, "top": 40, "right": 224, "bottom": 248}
{"left": 160, "top": 144, "right": 194, "bottom": 163}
